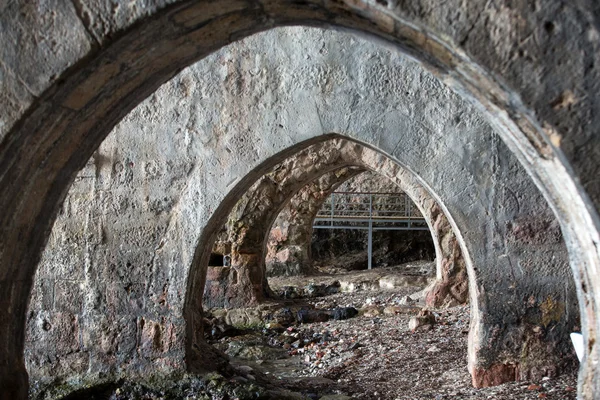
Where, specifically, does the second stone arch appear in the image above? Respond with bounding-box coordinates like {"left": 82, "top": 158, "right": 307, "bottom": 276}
{"left": 201, "top": 136, "right": 469, "bottom": 311}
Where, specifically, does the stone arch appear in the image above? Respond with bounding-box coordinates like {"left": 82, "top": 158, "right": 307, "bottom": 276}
{"left": 0, "top": 2, "right": 597, "bottom": 397}
{"left": 202, "top": 137, "right": 467, "bottom": 310}
{"left": 205, "top": 165, "right": 366, "bottom": 308}
{"left": 266, "top": 169, "right": 464, "bottom": 307}
{"left": 265, "top": 168, "right": 367, "bottom": 277}
{"left": 181, "top": 105, "right": 574, "bottom": 389}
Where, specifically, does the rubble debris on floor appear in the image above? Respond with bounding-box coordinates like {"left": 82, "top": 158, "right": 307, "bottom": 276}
{"left": 202, "top": 263, "right": 578, "bottom": 400}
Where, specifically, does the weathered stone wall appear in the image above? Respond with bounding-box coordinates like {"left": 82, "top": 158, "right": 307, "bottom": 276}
{"left": 16, "top": 26, "right": 575, "bottom": 396}
{"left": 1, "top": 2, "right": 600, "bottom": 398}
{"left": 334, "top": 170, "right": 415, "bottom": 194}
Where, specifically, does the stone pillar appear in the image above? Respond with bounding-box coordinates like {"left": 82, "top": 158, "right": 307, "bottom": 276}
{"left": 266, "top": 168, "right": 364, "bottom": 277}
{"left": 425, "top": 203, "right": 469, "bottom": 307}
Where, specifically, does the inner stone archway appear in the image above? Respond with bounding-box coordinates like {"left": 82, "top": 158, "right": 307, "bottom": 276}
{"left": 264, "top": 167, "right": 366, "bottom": 277}
{"left": 201, "top": 138, "right": 467, "bottom": 313}
{"left": 186, "top": 119, "right": 575, "bottom": 390}
{"left": 266, "top": 169, "right": 463, "bottom": 307}
{"left": 2, "top": 5, "right": 593, "bottom": 395}
{"left": 205, "top": 165, "right": 365, "bottom": 309}
{"left": 21, "top": 25, "right": 578, "bottom": 397}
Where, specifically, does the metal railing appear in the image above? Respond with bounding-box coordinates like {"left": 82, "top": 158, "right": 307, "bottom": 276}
{"left": 312, "top": 191, "right": 429, "bottom": 269}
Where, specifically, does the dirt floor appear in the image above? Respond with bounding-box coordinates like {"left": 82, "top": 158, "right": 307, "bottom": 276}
{"left": 209, "top": 262, "right": 579, "bottom": 400}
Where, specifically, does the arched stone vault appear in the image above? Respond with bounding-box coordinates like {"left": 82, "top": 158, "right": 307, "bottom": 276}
{"left": 0, "top": 0, "right": 596, "bottom": 395}
{"left": 265, "top": 168, "right": 367, "bottom": 277}
{"left": 206, "top": 165, "right": 365, "bottom": 308}
{"left": 13, "top": 24, "right": 579, "bottom": 397}
{"left": 206, "top": 138, "right": 467, "bottom": 309}
{"left": 266, "top": 169, "right": 466, "bottom": 307}
{"left": 185, "top": 123, "right": 575, "bottom": 389}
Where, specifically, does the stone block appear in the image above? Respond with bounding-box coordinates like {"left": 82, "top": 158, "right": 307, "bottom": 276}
{"left": 35, "top": 312, "right": 80, "bottom": 354}
{"left": 225, "top": 309, "right": 263, "bottom": 328}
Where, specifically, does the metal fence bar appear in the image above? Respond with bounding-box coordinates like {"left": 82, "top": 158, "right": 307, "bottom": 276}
{"left": 312, "top": 225, "right": 429, "bottom": 231}
{"left": 330, "top": 192, "right": 335, "bottom": 227}
{"left": 313, "top": 191, "right": 426, "bottom": 232}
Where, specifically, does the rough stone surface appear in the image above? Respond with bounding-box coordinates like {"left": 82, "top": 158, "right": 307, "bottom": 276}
{"left": 0, "top": 23, "right": 576, "bottom": 398}
{"left": 1, "top": 2, "right": 600, "bottom": 397}
{"left": 409, "top": 310, "right": 436, "bottom": 331}
{"left": 265, "top": 168, "right": 365, "bottom": 277}
{"left": 424, "top": 203, "right": 470, "bottom": 307}
{"left": 0, "top": 0, "right": 92, "bottom": 141}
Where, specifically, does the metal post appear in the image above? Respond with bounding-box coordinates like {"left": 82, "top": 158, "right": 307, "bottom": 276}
{"left": 330, "top": 193, "right": 335, "bottom": 226}
{"left": 368, "top": 193, "right": 373, "bottom": 270}
{"left": 406, "top": 193, "right": 411, "bottom": 229}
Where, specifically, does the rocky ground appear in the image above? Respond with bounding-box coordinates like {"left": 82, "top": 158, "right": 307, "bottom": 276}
{"left": 53, "top": 262, "right": 578, "bottom": 399}
{"left": 207, "top": 262, "right": 579, "bottom": 400}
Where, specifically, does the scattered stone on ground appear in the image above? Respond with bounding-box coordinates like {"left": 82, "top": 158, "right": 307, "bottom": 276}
{"left": 203, "top": 262, "right": 578, "bottom": 399}
{"left": 54, "top": 263, "right": 578, "bottom": 399}
{"left": 269, "top": 262, "right": 435, "bottom": 300}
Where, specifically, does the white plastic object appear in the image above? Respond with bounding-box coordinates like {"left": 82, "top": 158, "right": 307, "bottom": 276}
{"left": 570, "top": 332, "right": 584, "bottom": 362}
